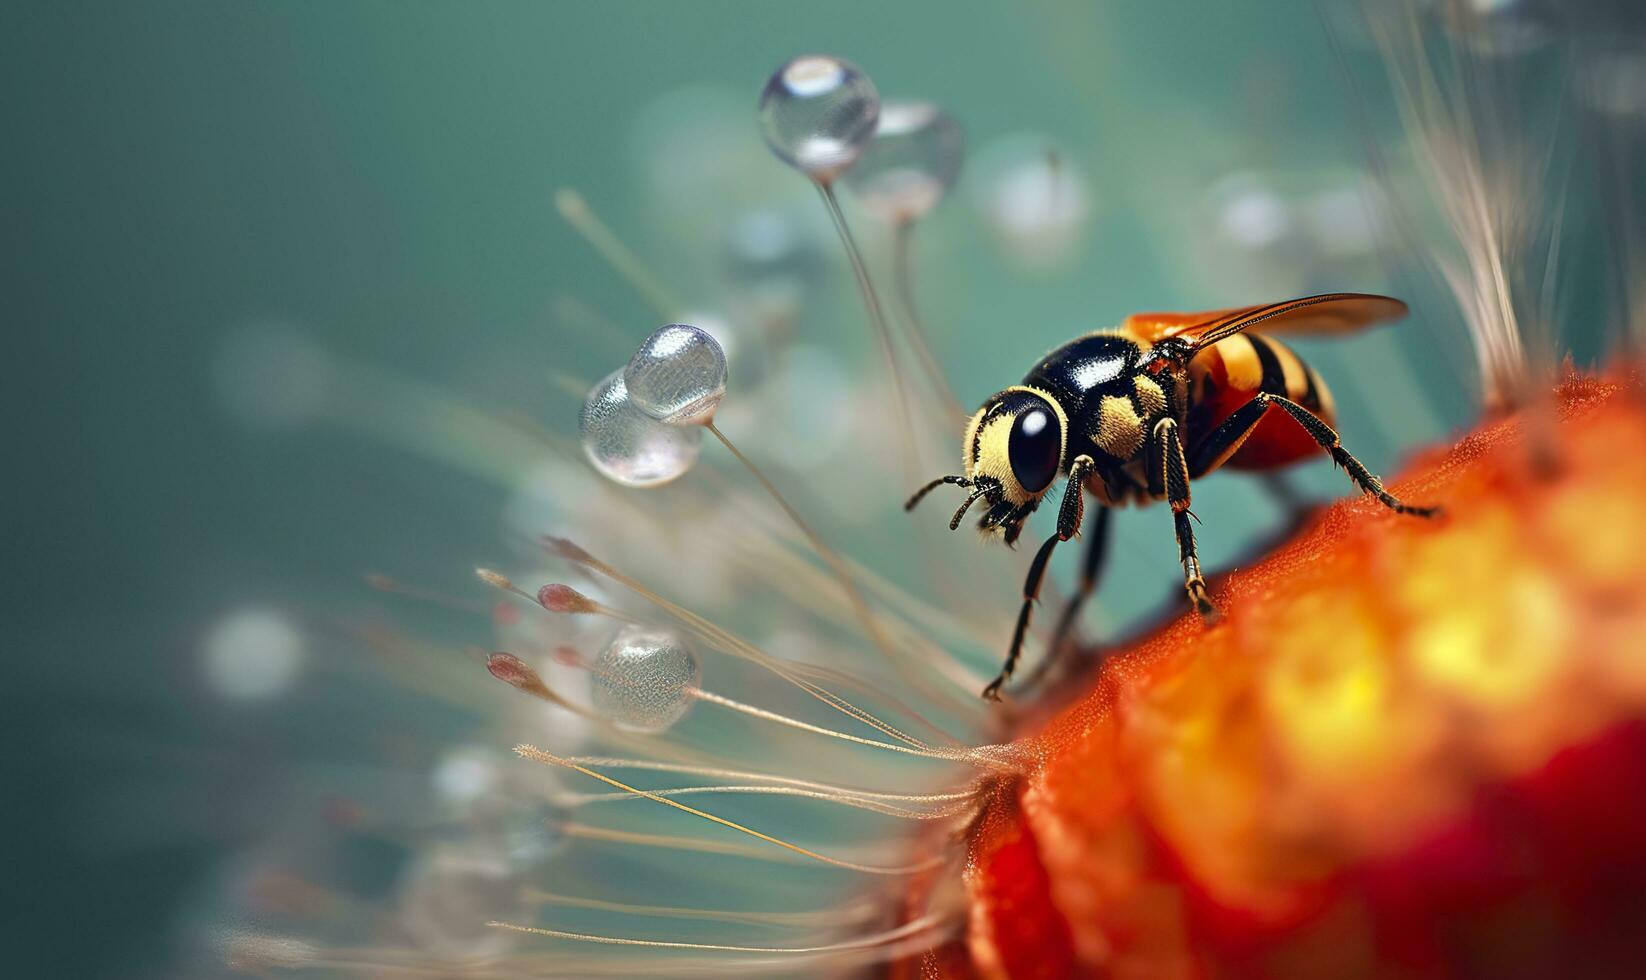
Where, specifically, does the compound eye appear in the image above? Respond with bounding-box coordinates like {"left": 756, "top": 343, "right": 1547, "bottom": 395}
{"left": 1008, "top": 406, "right": 1061, "bottom": 495}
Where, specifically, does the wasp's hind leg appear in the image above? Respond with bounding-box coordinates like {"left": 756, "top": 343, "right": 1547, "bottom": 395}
{"left": 1151, "top": 419, "right": 1217, "bottom": 616}
{"left": 1187, "top": 393, "right": 1439, "bottom": 517}
{"left": 1018, "top": 505, "right": 1112, "bottom": 693}
{"left": 984, "top": 455, "right": 1095, "bottom": 701}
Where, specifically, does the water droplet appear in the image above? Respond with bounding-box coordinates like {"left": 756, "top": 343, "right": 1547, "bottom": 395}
{"left": 590, "top": 625, "right": 700, "bottom": 733}
{"left": 579, "top": 370, "right": 703, "bottom": 486}
{"left": 623, "top": 323, "right": 728, "bottom": 424}
{"left": 845, "top": 101, "right": 964, "bottom": 222}
{"left": 759, "top": 55, "right": 880, "bottom": 181}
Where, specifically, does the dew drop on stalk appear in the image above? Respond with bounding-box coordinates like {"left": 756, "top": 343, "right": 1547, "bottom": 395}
{"left": 623, "top": 323, "right": 728, "bottom": 424}
{"left": 579, "top": 369, "right": 703, "bottom": 486}
{"left": 758, "top": 54, "right": 880, "bottom": 182}
{"left": 590, "top": 624, "right": 700, "bottom": 733}
{"left": 845, "top": 100, "right": 964, "bottom": 222}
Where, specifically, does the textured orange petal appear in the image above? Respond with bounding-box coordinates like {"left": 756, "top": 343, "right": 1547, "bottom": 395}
{"left": 912, "top": 374, "right": 1646, "bottom": 979}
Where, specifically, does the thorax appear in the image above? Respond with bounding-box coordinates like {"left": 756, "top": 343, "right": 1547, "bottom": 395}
{"left": 1021, "top": 331, "right": 1185, "bottom": 507}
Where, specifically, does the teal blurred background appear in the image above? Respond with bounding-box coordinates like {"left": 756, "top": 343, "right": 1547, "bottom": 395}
{"left": 11, "top": 1, "right": 1610, "bottom": 975}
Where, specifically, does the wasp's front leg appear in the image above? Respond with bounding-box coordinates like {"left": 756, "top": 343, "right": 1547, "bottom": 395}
{"left": 985, "top": 455, "right": 1095, "bottom": 700}
{"left": 1151, "top": 418, "right": 1216, "bottom": 616}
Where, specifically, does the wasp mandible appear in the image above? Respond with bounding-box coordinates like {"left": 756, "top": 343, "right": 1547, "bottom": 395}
{"left": 906, "top": 293, "right": 1439, "bottom": 699}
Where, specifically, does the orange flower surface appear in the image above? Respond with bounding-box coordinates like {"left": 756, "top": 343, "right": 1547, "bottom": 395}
{"left": 902, "top": 374, "right": 1646, "bottom": 979}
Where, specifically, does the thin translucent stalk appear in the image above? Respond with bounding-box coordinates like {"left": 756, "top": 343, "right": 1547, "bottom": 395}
{"left": 554, "top": 187, "right": 684, "bottom": 319}
{"left": 705, "top": 421, "right": 902, "bottom": 667}
{"left": 561, "top": 822, "right": 800, "bottom": 862}
{"left": 488, "top": 912, "right": 948, "bottom": 954}
{"left": 516, "top": 745, "right": 945, "bottom": 874}
{"left": 815, "top": 180, "right": 919, "bottom": 477}
{"left": 523, "top": 889, "right": 880, "bottom": 929}
{"left": 542, "top": 537, "right": 943, "bottom": 751}
{"left": 557, "top": 757, "right": 979, "bottom": 802}
{"left": 703, "top": 423, "right": 983, "bottom": 724}
{"left": 689, "top": 688, "right": 983, "bottom": 763}
{"left": 891, "top": 217, "right": 967, "bottom": 424}
{"left": 561, "top": 784, "right": 968, "bottom": 820}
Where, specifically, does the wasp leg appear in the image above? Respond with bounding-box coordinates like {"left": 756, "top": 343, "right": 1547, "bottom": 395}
{"left": 1150, "top": 419, "right": 1216, "bottom": 616}
{"left": 1187, "top": 393, "right": 1439, "bottom": 517}
{"left": 1018, "top": 505, "right": 1112, "bottom": 693}
{"left": 984, "top": 455, "right": 1094, "bottom": 700}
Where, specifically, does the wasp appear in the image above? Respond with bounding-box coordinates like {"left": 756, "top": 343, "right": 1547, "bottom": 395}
{"left": 906, "top": 293, "right": 1438, "bottom": 699}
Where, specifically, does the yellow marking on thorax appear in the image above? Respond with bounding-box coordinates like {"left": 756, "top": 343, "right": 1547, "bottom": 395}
{"left": 1133, "top": 375, "right": 1167, "bottom": 418}
{"left": 1096, "top": 395, "right": 1145, "bottom": 460}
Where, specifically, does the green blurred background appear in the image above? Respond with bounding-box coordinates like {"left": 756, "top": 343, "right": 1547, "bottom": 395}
{"left": 11, "top": 1, "right": 1606, "bottom": 975}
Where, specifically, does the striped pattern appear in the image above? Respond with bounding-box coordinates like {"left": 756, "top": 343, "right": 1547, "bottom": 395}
{"left": 1203, "top": 333, "right": 1335, "bottom": 426}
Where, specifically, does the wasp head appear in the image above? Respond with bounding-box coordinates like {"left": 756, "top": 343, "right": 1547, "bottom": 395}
{"left": 904, "top": 386, "right": 1068, "bottom": 544}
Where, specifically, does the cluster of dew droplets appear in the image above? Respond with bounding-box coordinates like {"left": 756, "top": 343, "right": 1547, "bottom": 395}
{"left": 463, "top": 56, "right": 1021, "bottom": 965}
{"left": 758, "top": 52, "right": 968, "bottom": 231}
{"left": 758, "top": 53, "right": 971, "bottom": 438}
{"left": 578, "top": 322, "right": 728, "bottom": 486}
{"left": 225, "top": 56, "right": 1070, "bottom": 980}
{"left": 569, "top": 325, "right": 725, "bottom": 733}
{"left": 758, "top": 55, "right": 881, "bottom": 183}
{"left": 578, "top": 371, "right": 701, "bottom": 487}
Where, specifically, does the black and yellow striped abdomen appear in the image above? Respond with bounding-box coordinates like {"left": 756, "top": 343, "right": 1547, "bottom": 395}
{"left": 1186, "top": 333, "right": 1336, "bottom": 470}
